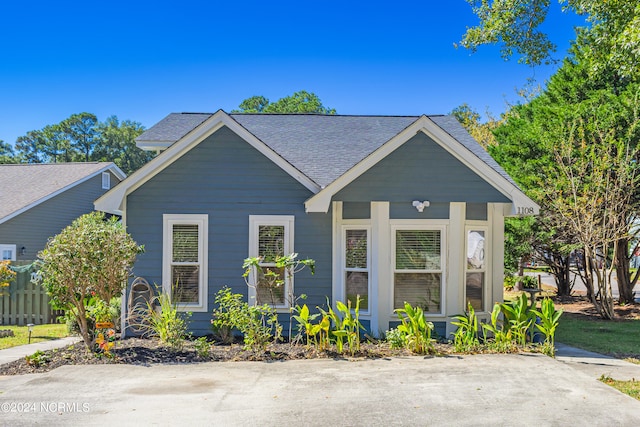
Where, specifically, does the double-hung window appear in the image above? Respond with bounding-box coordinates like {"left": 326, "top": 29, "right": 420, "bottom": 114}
{"left": 0, "top": 244, "right": 16, "bottom": 261}
{"left": 163, "top": 214, "right": 208, "bottom": 312}
{"left": 248, "top": 215, "right": 294, "bottom": 308}
{"left": 343, "top": 227, "right": 370, "bottom": 312}
{"left": 465, "top": 228, "right": 486, "bottom": 311}
{"left": 393, "top": 227, "right": 444, "bottom": 314}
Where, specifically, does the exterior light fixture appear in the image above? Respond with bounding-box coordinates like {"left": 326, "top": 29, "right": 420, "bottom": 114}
{"left": 20, "top": 247, "right": 26, "bottom": 256}
{"left": 27, "top": 323, "right": 34, "bottom": 344}
{"left": 412, "top": 200, "right": 430, "bottom": 213}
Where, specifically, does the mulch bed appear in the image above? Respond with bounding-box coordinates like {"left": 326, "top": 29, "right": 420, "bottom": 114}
{"left": 0, "top": 337, "right": 427, "bottom": 376}
{"left": 2, "top": 296, "right": 637, "bottom": 376}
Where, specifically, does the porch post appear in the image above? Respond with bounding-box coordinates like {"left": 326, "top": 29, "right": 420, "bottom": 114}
{"left": 371, "top": 201, "right": 390, "bottom": 336}
{"left": 489, "top": 203, "right": 505, "bottom": 305}
{"left": 446, "top": 202, "right": 466, "bottom": 338}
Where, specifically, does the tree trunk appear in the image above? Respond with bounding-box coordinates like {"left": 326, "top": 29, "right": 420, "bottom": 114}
{"left": 547, "top": 253, "right": 573, "bottom": 296}
{"left": 615, "top": 237, "right": 637, "bottom": 304}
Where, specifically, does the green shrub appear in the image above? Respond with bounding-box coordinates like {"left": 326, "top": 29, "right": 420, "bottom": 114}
{"left": 385, "top": 328, "right": 407, "bottom": 349}
{"left": 37, "top": 212, "right": 143, "bottom": 350}
{"left": 193, "top": 336, "right": 211, "bottom": 358}
{"left": 211, "top": 287, "right": 280, "bottom": 352}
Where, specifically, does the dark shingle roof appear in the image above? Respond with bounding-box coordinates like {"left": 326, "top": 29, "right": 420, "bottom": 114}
{"left": 135, "top": 113, "right": 516, "bottom": 189}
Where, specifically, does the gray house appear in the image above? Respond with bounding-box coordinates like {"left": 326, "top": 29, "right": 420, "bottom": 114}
{"left": 0, "top": 162, "right": 125, "bottom": 261}
{"left": 96, "top": 111, "right": 538, "bottom": 337}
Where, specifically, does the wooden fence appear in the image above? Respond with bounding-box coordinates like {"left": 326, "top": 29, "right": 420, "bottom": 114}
{"left": 1, "top": 261, "right": 62, "bottom": 325}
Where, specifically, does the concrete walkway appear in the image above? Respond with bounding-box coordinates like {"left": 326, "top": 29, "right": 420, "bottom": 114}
{"left": 0, "top": 339, "right": 639, "bottom": 425}
{"left": 1, "top": 353, "right": 639, "bottom": 426}
{"left": 556, "top": 343, "right": 640, "bottom": 381}
{"left": 0, "top": 336, "right": 81, "bottom": 366}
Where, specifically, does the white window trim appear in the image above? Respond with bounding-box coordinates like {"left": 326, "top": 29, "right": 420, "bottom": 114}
{"left": 390, "top": 223, "right": 447, "bottom": 317}
{"left": 342, "top": 225, "right": 371, "bottom": 315}
{"left": 0, "top": 244, "right": 16, "bottom": 261}
{"left": 102, "top": 172, "right": 111, "bottom": 190}
{"left": 248, "top": 215, "right": 294, "bottom": 310}
{"left": 162, "top": 214, "right": 208, "bottom": 312}
{"left": 465, "top": 224, "right": 489, "bottom": 313}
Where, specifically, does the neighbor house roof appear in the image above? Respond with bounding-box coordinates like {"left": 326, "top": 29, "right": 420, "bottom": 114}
{"left": 96, "top": 111, "right": 538, "bottom": 215}
{"left": 0, "top": 162, "right": 125, "bottom": 225}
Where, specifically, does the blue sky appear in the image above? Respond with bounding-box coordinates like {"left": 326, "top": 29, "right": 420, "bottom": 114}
{"left": 0, "top": 1, "right": 585, "bottom": 146}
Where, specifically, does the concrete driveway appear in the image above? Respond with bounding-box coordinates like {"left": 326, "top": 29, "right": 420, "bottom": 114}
{"left": 1, "top": 354, "right": 639, "bottom": 426}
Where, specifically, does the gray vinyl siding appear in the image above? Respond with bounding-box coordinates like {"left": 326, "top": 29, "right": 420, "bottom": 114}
{"left": 0, "top": 171, "right": 121, "bottom": 261}
{"left": 466, "top": 203, "right": 488, "bottom": 220}
{"left": 334, "top": 132, "right": 510, "bottom": 212}
{"left": 126, "top": 126, "right": 332, "bottom": 335}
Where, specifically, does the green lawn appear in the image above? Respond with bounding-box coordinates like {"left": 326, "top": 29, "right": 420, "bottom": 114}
{"left": 555, "top": 313, "right": 640, "bottom": 359}
{"left": 0, "top": 324, "right": 67, "bottom": 350}
{"left": 600, "top": 376, "right": 640, "bottom": 401}
{"left": 556, "top": 312, "right": 640, "bottom": 401}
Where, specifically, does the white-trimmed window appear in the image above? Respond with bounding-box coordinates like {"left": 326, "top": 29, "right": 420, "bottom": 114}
{"left": 465, "top": 228, "right": 487, "bottom": 312}
{"left": 163, "top": 214, "right": 208, "bottom": 312}
{"left": 102, "top": 172, "right": 111, "bottom": 190}
{"left": 248, "top": 215, "right": 294, "bottom": 308}
{"left": 0, "top": 244, "right": 16, "bottom": 261}
{"left": 392, "top": 227, "right": 445, "bottom": 314}
{"left": 343, "top": 227, "right": 370, "bottom": 313}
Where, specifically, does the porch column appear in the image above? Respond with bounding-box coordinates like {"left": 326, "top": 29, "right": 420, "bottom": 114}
{"left": 331, "top": 201, "right": 343, "bottom": 311}
{"left": 489, "top": 203, "right": 505, "bottom": 305}
{"left": 446, "top": 202, "right": 466, "bottom": 338}
{"left": 371, "top": 201, "right": 390, "bottom": 335}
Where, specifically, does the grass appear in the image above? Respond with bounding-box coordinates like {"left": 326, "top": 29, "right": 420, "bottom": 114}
{"left": 555, "top": 312, "right": 640, "bottom": 400}
{"left": 600, "top": 376, "right": 640, "bottom": 401}
{"left": 555, "top": 314, "right": 640, "bottom": 359}
{"left": 0, "top": 324, "right": 67, "bottom": 350}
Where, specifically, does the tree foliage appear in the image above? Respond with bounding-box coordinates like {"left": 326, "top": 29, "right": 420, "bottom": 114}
{"left": 38, "top": 212, "right": 144, "bottom": 349}
{"left": 233, "top": 90, "right": 336, "bottom": 114}
{"left": 0, "top": 140, "right": 17, "bottom": 164}
{"left": 10, "top": 113, "right": 150, "bottom": 174}
{"left": 460, "top": 0, "right": 640, "bottom": 81}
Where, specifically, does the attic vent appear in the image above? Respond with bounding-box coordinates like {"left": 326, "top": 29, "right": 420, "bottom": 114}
{"left": 102, "top": 172, "right": 111, "bottom": 190}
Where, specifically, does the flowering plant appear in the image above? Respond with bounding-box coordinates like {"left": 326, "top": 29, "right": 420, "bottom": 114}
{"left": 0, "top": 260, "right": 16, "bottom": 297}
{"left": 95, "top": 328, "right": 116, "bottom": 358}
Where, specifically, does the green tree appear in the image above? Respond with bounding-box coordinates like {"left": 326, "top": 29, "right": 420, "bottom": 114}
{"left": 460, "top": 0, "right": 640, "bottom": 81}
{"left": 62, "top": 112, "right": 98, "bottom": 162}
{"left": 234, "top": 95, "right": 270, "bottom": 113}
{"left": 15, "top": 130, "right": 46, "bottom": 163}
{"left": 539, "top": 100, "right": 640, "bottom": 319}
{"left": 233, "top": 91, "right": 336, "bottom": 114}
{"left": 38, "top": 212, "right": 144, "bottom": 349}
{"left": 0, "top": 140, "right": 17, "bottom": 164}
{"left": 93, "top": 116, "right": 151, "bottom": 175}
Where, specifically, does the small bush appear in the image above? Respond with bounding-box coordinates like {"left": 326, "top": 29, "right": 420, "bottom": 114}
{"left": 193, "top": 336, "right": 211, "bottom": 358}
{"left": 211, "top": 287, "right": 280, "bottom": 352}
{"left": 385, "top": 328, "right": 407, "bottom": 349}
